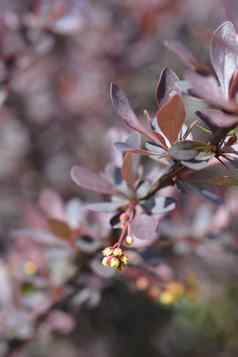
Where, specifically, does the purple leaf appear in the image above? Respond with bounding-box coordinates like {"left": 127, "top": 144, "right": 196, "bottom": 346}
{"left": 151, "top": 196, "right": 176, "bottom": 214}
{"left": 196, "top": 109, "right": 238, "bottom": 129}
{"left": 130, "top": 214, "right": 159, "bottom": 240}
{"left": 39, "top": 189, "right": 65, "bottom": 220}
{"left": 110, "top": 83, "right": 144, "bottom": 132}
{"left": 75, "top": 236, "right": 101, "bottom": 253}
{"left": 11, "top": 229, "right": 67, "bottom": 246}
{"left": 165, "top": 40, "right": 210, "bottom": 75}
{"left": 185, "top": 71, "right": 236, "bottom": 111}
{"left": 157, "top": 94, "right": 186, "bottom": 144}
{"left": 229, "top": 68, "right": 238, "bottom": 99}
{"left": 110, "top": 83, "right": 164, "bottom": 146}
{"left": 210, "top": 21, "right": 238, "bottom": 98}
{"left": 85, "top": 201, "right": 124, "bottom": 213}
{"left": 156, "top": 67, "right": 179, "bottom": 107}
{"left": 71, "top": 165, "right": 117, "bottom": 195}
{"left": 224, "top": 1, "right": 238, "bottom": 32}
{"left": 122, "top": 152, "right": 138, "bottom": 189}
{"left": 177, "top": 181, "right": 223, "bottom": 204}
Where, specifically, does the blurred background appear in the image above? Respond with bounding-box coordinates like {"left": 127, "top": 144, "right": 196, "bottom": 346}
{"left": 1, "top": 1, "right": 238, "bottom": 357}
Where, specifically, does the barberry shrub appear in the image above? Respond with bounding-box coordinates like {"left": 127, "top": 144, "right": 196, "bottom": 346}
{"left": 2, "top": 16, "right": 238, "bottom": 357}
{"left": 71, "top": 21, "right": 238, "bottom": 270}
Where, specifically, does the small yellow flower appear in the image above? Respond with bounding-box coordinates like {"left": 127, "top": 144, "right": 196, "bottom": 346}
{"left": 101, "top": 246, "right": 129, "bottom": 271}
{"left": 120, "top": 254, "right": 128, "bottom": 265}
{"left": 102, "top": 256, "right": 110, "bottom": 267}
{"left": 113, "top": 247, "right": 123, "bottom": 257}
{"left": 160, "top": 282, "right": 185, "bottom": 305}
{"left": 166, "top": 282, "right": 184, "bottom": 299}
{"left": 102, "top": 247, "right": 113, "bottom": 257}
{"left": 24, "top": 261, "right": 37, "bottom": 276}
{"left": 160, "top": 291, "right": 176, "bottom": 305}
{"left": 126, "top": 235, "right": 134, "bottom": 245}
{"left": 109, "top": 256, "right": 120, "bottom": 269}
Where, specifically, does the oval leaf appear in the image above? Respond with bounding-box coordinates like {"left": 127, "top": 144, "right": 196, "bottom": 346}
{"left": 156, "top": 67, "right": 179, "bottom": 107}
{"left": 110, "top": 83, "right": 145, "bottom": 133}
{"left": 110, "top": 83, "right": 164, "bottom": 146}
{"left": 122, "top": 152, "right": 138, "bottom": 189}
{"left": 48, "top": 218, "right": 72, "bottom": 240}
{"left": 71, "top": 165, "right": 116, "bottom": 195}
{"left": 210, "top": 21, "right": 238, "bottom": 98}
{"left": 157, "top": 94, "right": 185, "bottom": 144}
{"left": 151, "top": 196, "right": 176, "bottom": 214}
{"left": 130, "top": 214, "right": 159, "bottom": 241}
{"left": 169, "top": 141, "right": 202, "bottom": 161}
{"left": 85, "top": 202, "right": 124, "bottom": 213}
{"left": 165, "top": 40, "right": 210, "bottom": 74}
{"left": 197, "top": 109, "right": 238, "bottom": 129}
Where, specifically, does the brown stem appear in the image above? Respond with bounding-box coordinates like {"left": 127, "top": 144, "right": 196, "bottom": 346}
{"left": 141, "top": 163, "right": 185, "bottom": 201}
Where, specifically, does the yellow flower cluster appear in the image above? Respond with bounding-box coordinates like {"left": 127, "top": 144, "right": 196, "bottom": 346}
{"left": 160, "top": 282, "right": 184, "bottom": 305}
{"left": 24, "top": 261, "right": 38, "bottom": 276}
{"left": 102, "top": 247, "right": 129, "bottom": 271}
{"left": 135, "top": 276, "right": 185, "bottom": 306}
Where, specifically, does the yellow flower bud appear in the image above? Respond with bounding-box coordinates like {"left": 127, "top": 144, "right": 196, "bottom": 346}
{"left": 102, "top": 247, "right": 113, "bottom": 257}
{"left": 109, "top": 257, "right": 120, "bottom": 269}
{"left": 160, "top": 291, "right": 175, "bottom": 305}
{"left": 125, "top": 235, "right": 134, "bottom": 245}
{"left": 102, "top": 256, "right": 110, "bottom": 267}
{"left": 113, "top": 247, "right": 123, "bottom": 256}
{"left": 120, "top": 254, "right": 129, "bottom": 265}
{"left": 166, "top": 282, "right": 184, "bottom": 299}
{"left": 24, "top": 261, "right": 37, "bottom": 276}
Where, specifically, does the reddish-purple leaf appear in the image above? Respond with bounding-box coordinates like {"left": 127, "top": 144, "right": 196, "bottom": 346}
{"left": 196, "top": 109, "right": 238, "bottom": 129}
{"left": 210, "top": 21, "right": 238, "bottom": 98}
{"left": 110, "top": 83, "right": 165, "bottom": 146}
{"left": 185, "top": 71, "right": 238, "bottom": 112}
{"left": 165, "top": 40, "right": 210, "bottom": 75}
{"left": 224, "top": 1, "right": 238, "bottom": 32}
{"left": 177, "top": 181, "right": 223, "bottom": 204}
{"left": 130, "top": 214, "right": 159, "bottom": 241}
{"left": 48, "top": 218, "right": 72, "bottom": 240}
{"left": 151, "top": 196, "right": 176, "bottom": 214}
{"left": 11, "top": 229, "right": 67, "bottom": 246}
{"left": 156, "top": 94, "right": 185, "bottom": 144}
{"left": 85, "top": 202, "right": 123, "bottom": 213}
{"left": 71, "top": 165, "right": 116, "bottom": 195}
{"left": 39, "top": 189, "right": 65, "bottom": 220}
{"left": 110, "top": 83, "right": 144, "bottom": 132}
{"left": 228, "top": 69, "right": 238, "bottom": 99}
{"left": 121, "top": 152, "right": 138, "bottom": 189}
{"left": 156, "top": 67, "right": 179, "bottom": 107}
